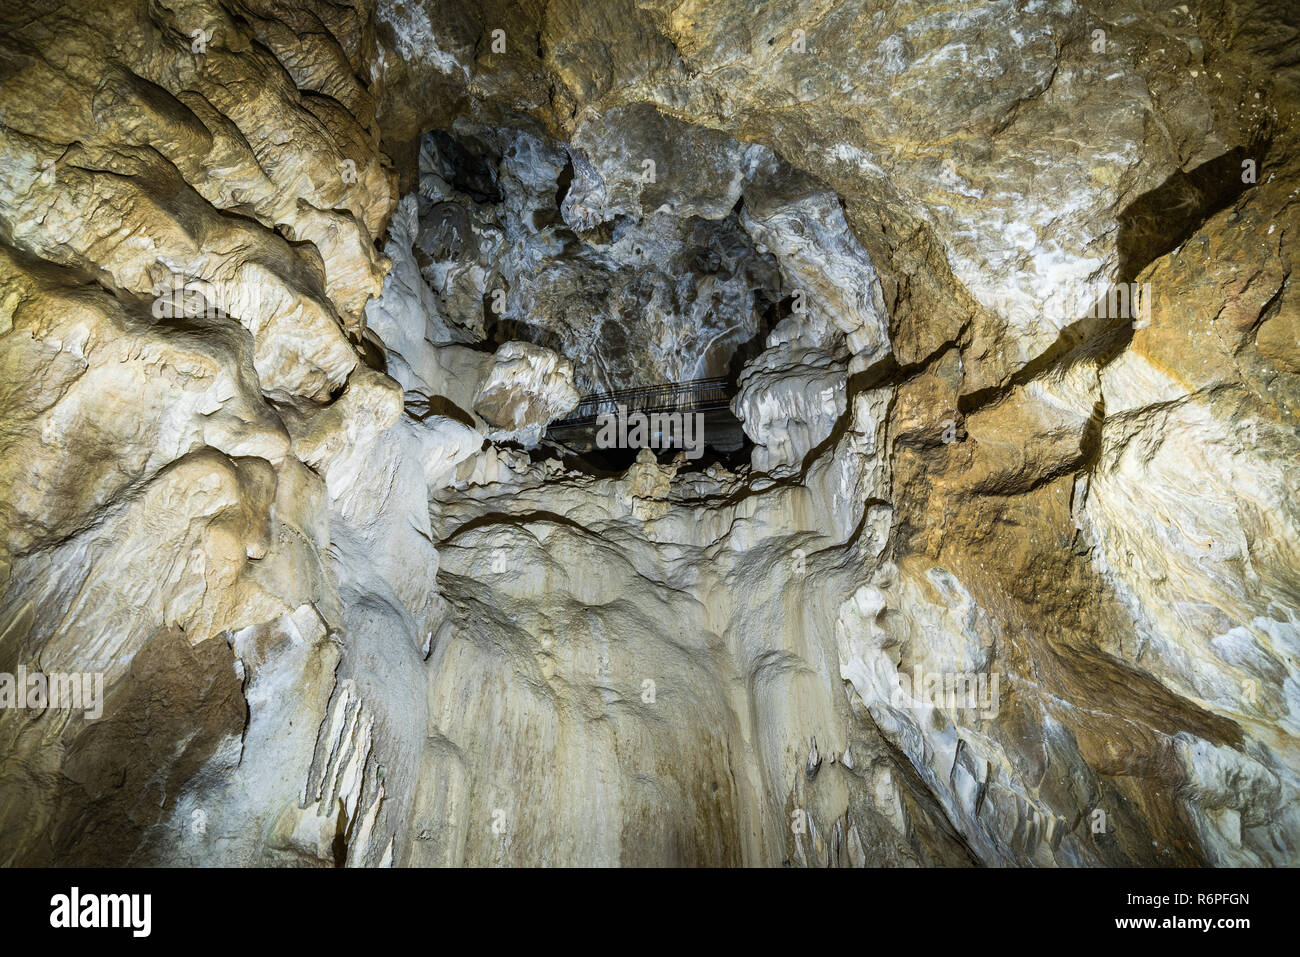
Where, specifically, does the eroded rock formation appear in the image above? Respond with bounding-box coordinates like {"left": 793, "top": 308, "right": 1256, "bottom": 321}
{"left": 0, "top": 0, "right": 1296, "bottom": 866}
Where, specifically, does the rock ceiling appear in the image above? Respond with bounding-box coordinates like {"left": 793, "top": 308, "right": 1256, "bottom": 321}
{"left": 0, "top": 0, "right": 1296, "bottom": 866}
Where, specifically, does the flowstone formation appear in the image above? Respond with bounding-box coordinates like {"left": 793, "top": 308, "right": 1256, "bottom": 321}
{"left": 0, "top": 0, "right": 1297, "bottom": 867}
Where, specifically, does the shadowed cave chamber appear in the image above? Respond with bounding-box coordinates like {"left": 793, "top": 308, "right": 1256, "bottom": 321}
{"left": 0, "top": 0, "right": 1297, "bottom": 870}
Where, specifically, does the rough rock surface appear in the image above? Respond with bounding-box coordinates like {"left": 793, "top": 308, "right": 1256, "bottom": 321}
{"left": 0, "top": 0, "right": 1297, "bottom": 868}
{"left": 472, "top": 341, "right": 578, "bottom": 446}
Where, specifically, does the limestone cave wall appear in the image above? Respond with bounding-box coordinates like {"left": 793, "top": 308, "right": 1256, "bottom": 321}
{"left": 0, "top": 0, "right": 1296, "bottom": 866}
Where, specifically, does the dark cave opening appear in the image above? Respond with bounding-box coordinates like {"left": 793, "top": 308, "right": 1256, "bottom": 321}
{"left": 405, "top": 122, "right": 775, "bottom": 472}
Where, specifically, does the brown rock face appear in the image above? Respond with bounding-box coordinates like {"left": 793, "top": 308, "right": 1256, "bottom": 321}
{"left": 0, "top": 0, "right": 1297, "bottom": 867}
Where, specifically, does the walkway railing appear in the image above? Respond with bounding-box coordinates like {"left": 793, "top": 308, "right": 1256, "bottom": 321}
{"left": 551, "top": 376, "right": 733, "bottom": 429}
